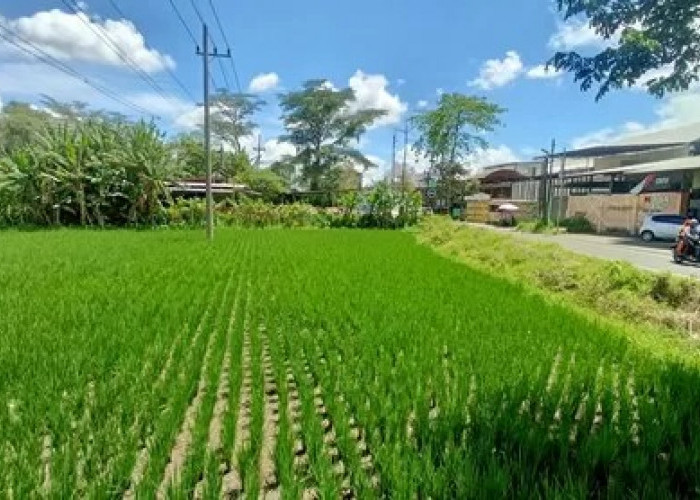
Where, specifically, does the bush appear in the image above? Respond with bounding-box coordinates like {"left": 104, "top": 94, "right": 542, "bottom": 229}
{"left": 164, "top": 183, "right": 424, "bottom": 230}
{"left": 559, "top": 214, "right": 595, "bottom": 234}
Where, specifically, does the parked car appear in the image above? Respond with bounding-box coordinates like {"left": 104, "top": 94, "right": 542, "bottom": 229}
{"left": 639, "top": 214, "right": 685, "bottom": 242}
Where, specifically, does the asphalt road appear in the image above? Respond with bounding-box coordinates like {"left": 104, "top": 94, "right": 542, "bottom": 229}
{"left": 476, "top": 226, "right": 700, "bottom": 279}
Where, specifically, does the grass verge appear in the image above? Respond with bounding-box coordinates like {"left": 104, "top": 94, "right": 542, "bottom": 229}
{"left": 416, "top": 216, "right": 700, "bottom": 364}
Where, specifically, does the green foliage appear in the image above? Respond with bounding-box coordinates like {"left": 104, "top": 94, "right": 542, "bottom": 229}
{"left": 2, "top": 229, "right": 700, "bottom": 495}
{"left": 413, "top": 93, "right": 504, "bottom": 165}
{"left": 209, "top": 90, "right": 264, "bottom": 152}
{"left": 559, "top": 214, "right": 595, "bottom": 234}
{"left": 164, "top": 184, "right": 422, "bottom": 229}
{"left": 242, "top": 168, "right": 288, "bottom": 202}
{"left": 0, "top": 101, "right": 53, "bottom": 153}
{"left": 279, "top": 79, "right": 386, "bottom": 190}
{"left": 420, "top": 216, "right": 700, "bottom": 341}
{"left": 413, "top": 93, "right": 504, "bottom": 207}
{"left": 551, "top": 0, "right": 700, "bottom": 98}
{"left": 0, "top": 119, "right": 179, "bottom": 227}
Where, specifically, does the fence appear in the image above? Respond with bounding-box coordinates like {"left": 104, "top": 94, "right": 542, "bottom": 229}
{"left": 566, "top": 191, "right": 687, "bottom": 234}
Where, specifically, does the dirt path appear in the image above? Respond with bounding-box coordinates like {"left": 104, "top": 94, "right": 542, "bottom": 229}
{"left": 155, "top": 272, "right": 237, "bottom": 498}
{"left": 299, "top": 350, "right": 353, "bottom": 499}
{"left": 259, "top": 331, "right": 281, "bottom": 499}
{"left": 192, "top": 279, "right": 245, "bottom": 499}
{"left": 221, "top": 303, "right": 253, "bottom": 498}
{"left": 40, "top": 434, "right": 52, "bottom": 497}
{"left": 314, "top": 345, "right": 381, "bottom": 493}
{"left": 74, "top": 381, "right": 96, "bottom": 495}
{"left": 122, "top": 282, "right": 224, "bottom": 499}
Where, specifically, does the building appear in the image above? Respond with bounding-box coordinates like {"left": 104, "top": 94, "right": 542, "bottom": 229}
{"left": 467, "top": 123, "right": 700, "bottom": 231}
{"left": 167, "top": 179, "right": 253, "bottom": 200}
{"left": 477, "top": 161, "right": 542, "bottom": 201}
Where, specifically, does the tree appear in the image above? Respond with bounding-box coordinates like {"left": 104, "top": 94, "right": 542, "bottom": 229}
{"left": 551, "top": 0, "right": 700, "bottom": 99}
{"left": 0, "top": 102, "right": 52, "bottom": 152}
{"left": 243, "top": 168, "right": 287, "bottom": 202}
{"left": 210, "top": 90, "right": 264, "bottom": 152}
{"left": 413, "top": 92, "right": 503, "bottom": 206}
{"left": 279, "top": 79, "right": 386, "bottom": 191}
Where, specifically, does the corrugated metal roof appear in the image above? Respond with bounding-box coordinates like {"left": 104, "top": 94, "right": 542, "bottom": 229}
{"left": 565, "top": 155, "right": 700, "bottom": 177}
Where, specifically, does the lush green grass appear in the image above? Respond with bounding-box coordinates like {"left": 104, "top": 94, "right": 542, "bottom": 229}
{"left": 420, "top": 216, "right": 700, "bottom": 361}
{"left": 1, "top": 228, "right": 699, "bottom": 497}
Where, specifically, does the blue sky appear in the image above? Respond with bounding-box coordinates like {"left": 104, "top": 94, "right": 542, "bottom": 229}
{"left": 1, "top": 0, "right": 697, "bottom": 180}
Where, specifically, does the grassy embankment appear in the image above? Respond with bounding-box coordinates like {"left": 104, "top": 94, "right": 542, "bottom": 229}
{"left": 417, "top": 216, "right": 700, "bottom": 364}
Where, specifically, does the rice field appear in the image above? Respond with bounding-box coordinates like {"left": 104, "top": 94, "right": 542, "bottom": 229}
{"left": 1, "top": 228, "right": 699, "bottom": 498}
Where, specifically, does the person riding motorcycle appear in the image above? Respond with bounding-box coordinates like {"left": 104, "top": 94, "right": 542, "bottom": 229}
{"left": 680, "top": 218, "right": 700, "bottom": 259}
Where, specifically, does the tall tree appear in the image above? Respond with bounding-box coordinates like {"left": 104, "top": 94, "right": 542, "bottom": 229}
{"left": 413, "top": 93, "right": 504, "bottom": 206}
{"left": 279, "top": 79, "right": 386, "bottom": 191}
{"left": 551, "top": 0, "right": 700, "bottom": 99}
{"left": 210, "top": 89, "right": 264, "bottom": 152}
{"left": 0, "top": 102, "right": 52, "bottom": 152}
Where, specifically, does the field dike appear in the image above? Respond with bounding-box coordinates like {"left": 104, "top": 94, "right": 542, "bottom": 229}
{"left": 258, "top": 329, "right": 281, "bottom": 499}
{"left": 192, "top": 278, "right": 246, "bottom": 499}
{"left": 155, "top": 270, "right": 237, "bottom": 498}
{"left": 299, "top": 349, "right": 354, "bottom": 499}
{"left": 284, "top": 359, "right": 315, "bottom": 499}
{"left": 122, "top": 279, "right": 225, "bottom": 498}
{"left": 221, "top": 300, "right": 253, "bottom": 498}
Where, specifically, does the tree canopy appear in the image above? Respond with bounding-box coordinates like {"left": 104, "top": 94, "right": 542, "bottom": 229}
{"left": 551, "top": 0, "right": 700, "bottom": 99}
{"left": 413, "top": 93, "right": 504, "bottom": 166}
{"left": 279, "top": 79, "right": 386, "bottom": 191}
{"left": 210, "top": 90, "right": 264, "bottom": 152}
{"left": 412, "top": 92, "right": 503, "bottom": 207}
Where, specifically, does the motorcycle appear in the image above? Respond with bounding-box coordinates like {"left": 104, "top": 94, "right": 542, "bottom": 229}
{"left": 672, "top": 234, "right": 700, "bottom": 264}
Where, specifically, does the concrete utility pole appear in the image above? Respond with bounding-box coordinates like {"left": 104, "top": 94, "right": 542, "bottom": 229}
{"left": 557, "top": 148, "right": 567, "bottom": 226}
{"left": 547, "top": 138, "right": 556, "bottom": 225}
{"left": 391, "top": 132, "right": 397, "bottom": 186}
{"left": 254, "top": 134, "right": 264, "bottom": 169}
{"left": 196, "top": 23, "right": 230, "bottom": 242}
{"left": 402, "top": 122, "right": 408, "bottom": 193}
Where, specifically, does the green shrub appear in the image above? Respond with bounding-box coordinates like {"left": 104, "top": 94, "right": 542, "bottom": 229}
{"left": 559, "top": 214, "right": 595, "bottom": 233}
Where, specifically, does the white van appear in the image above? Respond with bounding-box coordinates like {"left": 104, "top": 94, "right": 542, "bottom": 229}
{"left": 639, "top": 214, "right": 685, "bottom": 242}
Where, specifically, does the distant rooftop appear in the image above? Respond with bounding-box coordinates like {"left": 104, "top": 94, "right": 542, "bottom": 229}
{"left": 613, "top": 122, "right": 700, "bottom": 146}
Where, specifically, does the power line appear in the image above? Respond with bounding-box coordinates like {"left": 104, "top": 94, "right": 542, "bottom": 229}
{"left": 106, "top": 0, "right": 127, "bottom": 20}
{"left": 107, "top": 0, "right": 196, "bottom": 101}
{"left": 187, "top": 0, "right": 206, "bottom": 26}
{"left": 207, "top": 0, "right": 243, "bottom": 93}
{"left": 60, "top": 0, "right": 177, "bottom": 107}
{"left": 217, "top": 57, "right": 231, "bottom": 90}
{"left": 0, "top": 24, "right": 155, "bottom": 116}
{"left": 166, "top": 0, "right": 198, "bottom": 45}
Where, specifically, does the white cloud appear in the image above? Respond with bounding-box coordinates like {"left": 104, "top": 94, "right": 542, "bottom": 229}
{"left": 394, "top": 145, "right": 431, "bottom": 175}
{"left": 526, "top": 64, "right": 563, "bottom": 80}
{"left": 632, "top": 65, "right": 676, "bottom": 91}
{"left": 248, "top": 72, "right": 280, "bottom": 93}
{"left": 548, "top": 18, "right": 610, "bottom": 51}
{"left": 436, "top": 88, "right": 445, "bottom": 97}
{"left": 346, "top": 70, "right": 407, "bottom": 127}
{"left": 1, "top": 9, "right": 174, "bottom": 73}
{"left": 417, "top": 100, "right": 429, "bottom": 109}
{"left": 396, "top": 78, "right": 406, "bottom": 86}
{"left": 260, "top": 139, "right": 295, "bottom": 164}
{"left": 469, "top": 51, "right": 524, "bottom": 90}
{"left": 361, "top": 155, "right": 388, "bottom": 186}
{"left": 571, "top": 83, "right": 700, "bottom": 149}
{"left": 467, "top": 145, "right": 520, "bottom": 169}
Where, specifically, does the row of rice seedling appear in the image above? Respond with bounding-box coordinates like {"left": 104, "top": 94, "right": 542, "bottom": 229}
{"left": 2, "top": 228, "right": 700, "bottom": 495}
